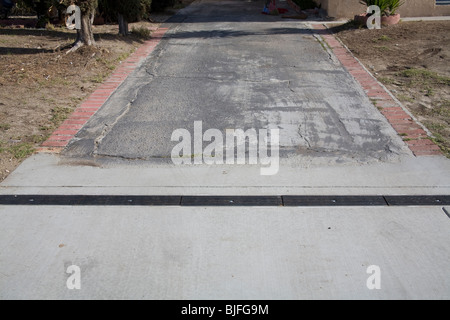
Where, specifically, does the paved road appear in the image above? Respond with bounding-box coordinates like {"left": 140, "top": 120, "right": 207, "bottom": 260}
{"left": 64, "top": 0, "right": 410, "bottom": 166}
{"left": 1, "top": 0, "right": 449, "bottom": 300}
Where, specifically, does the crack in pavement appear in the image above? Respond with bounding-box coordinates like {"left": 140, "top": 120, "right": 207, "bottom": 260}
{"left": 93, "top": 84, "right": 149, "bottom": 156}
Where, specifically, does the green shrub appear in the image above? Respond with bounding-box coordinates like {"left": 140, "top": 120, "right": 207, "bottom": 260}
{"left": 151, "top": 0, "right": 176, "bottom": 12}
{"left": 98, "top": 0, "right": 152, "bottom": 22}
{"left": 360, "top": 0, "right": 404, "bottom": 16}
{"left": 132, "top": 26, "right": 151, "bottom": 38}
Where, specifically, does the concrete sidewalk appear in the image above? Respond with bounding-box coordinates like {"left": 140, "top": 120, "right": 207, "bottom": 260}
{"left": 0, "top": 205, "right": 449, "bottom": 299}
{"left": 0, "top": 0, "right": 449, "bottom": 300}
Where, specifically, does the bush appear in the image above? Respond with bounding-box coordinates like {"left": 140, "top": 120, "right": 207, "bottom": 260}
{"left": 360, "top": 0, "right": 404, "bottom": 16}
{"left": 11, "top": 0, "right": 36, "bottom": 16}
{"left": 16, "top": 0, "right": 55, "bottom": 17}
{"left": 131, "top": 25, "right": 151, "bottom": 38}
{"left": 151, "top": 0, "right": 176, "bottom": 12}
{"left": 98, "top": 0, "right": 152, "bottom": 23}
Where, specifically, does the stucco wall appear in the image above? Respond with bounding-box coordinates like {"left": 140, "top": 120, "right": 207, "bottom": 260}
{"left": 315, "top": 0, "right": 450, "bottom": 19}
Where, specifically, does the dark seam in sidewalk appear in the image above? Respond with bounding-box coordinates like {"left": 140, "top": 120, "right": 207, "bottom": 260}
{"left": 0, "top": 195, "right": 448, "bottom": 207}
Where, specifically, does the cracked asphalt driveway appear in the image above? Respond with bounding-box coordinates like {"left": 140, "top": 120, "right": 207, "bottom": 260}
{"left": 64, "top": 0, "right": 411, "bottom": 166}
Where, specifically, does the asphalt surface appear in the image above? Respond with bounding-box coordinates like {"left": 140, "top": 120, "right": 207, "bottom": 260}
{"left": 1, "top": 0, "right": 449, "bottom": 300}
{"left": 64, "top": 0, "right": 410, "bottom": 166}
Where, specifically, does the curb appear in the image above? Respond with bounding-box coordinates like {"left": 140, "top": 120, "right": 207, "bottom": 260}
{"left": 311, "top": 24, "right": 442, "bottom": 157}
{"left": 37, "top": 27, "right": 169, "bottom": 154}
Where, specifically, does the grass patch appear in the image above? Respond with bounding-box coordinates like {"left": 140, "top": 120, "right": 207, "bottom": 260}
{"left": 90, "top": 74, "right": 104, "bottom": 84}
{"left": 430, "top": 134, "right": 450, "bottom": 158}
{"left": 96, "top": 57, "right": 116, "bottom": 71}
{"left": 375, "top": 45, "right": 390, "bottom": 52}
{"left": 377, "top": 76, "right": 394, "bottom": 84}
{"left": 116, "top": 51, "right": 132, "bottom": 63}
{"left": 50, "top": 106, "right": 73, "bottom": 126}
{"left": 29, "top": 134, "right": 48, "bottom": 144}
{"left": 8, "top": 143, "right": 35, "bottom": 159}
{"left": 397, "top": 94, "right": 414, "bottom": 103}
{"left": 432, "top": 103, "right": 450, "bottom": 118}
{"left": 398, "top": 68, "right": 450, "bottom": 85}
{"left": 131, "top": 26, "right": 151, "bottom": 39}
{"left": 0, "top": 124, "right": 11, "bottom": 131}
{"left": 424, "top": 87, "right": 434, "bottom": 97}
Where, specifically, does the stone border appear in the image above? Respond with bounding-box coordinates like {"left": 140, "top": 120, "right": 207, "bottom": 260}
{"left": 37, "top": 27, "right": 169, "bottom": 153}
{"left": 311, "top": 24, "right": 442, "bottom": 156}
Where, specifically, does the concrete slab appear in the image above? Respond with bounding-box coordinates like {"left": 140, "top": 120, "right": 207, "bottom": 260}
{"left": 0, "top": 206, "right": 448, "bottom": 299}
{"left": 1, "top": 153, "right": 449, "bottom": 196}
{"left": 1, "top": 0, "right": 449, "bottom": 302}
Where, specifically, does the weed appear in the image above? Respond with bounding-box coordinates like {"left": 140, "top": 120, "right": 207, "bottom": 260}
{"left": 91, "top": 74, "right": 104, "bottom": 83}
{"left": 131, "top": 26, "right": 152, "bottom": 39}
{"left": 117, "top": 51, "right": 132, "bottom": 63}
{"left": 378, "top": 77, "right": 394, "bottom": 84}
{"left": 50, "top": 106, "right": 73, "bottom": 125}
{"left": 8, "top": 143, "right": 35, "bottom": 159}
{"left": 0, "top": 124, "right": 11, "bottom": 131}
{"left": 39, "top": 125, "right": 53, "bottom": 131}
{"left": 425, "top": 87, "right": 434, "bottom": 97}
{"left": 45, "top": 22, "right": 56, "bottom": 31}
{"left": 397, "top": 94, "right": 414, "bottom": 103}
{"left": 29, "top": 134, "right": 48, "bottom": 144}
{"left": 399, "top": 68, "right": 450, "bottom": 85}
{"left": 376, "top": 45, "right": 390, "bottom": 51}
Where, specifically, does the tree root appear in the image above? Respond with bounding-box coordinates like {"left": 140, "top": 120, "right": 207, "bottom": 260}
{"left": 66, "top": 40, "right": 84, "bottom": 54}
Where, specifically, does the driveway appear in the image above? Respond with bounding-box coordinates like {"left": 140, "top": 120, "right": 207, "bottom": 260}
{"left": 64, "top": 0, "right": 410, "bottom": 166}
{"left": 0, "top": 0, "right": 449, "bottom": 300}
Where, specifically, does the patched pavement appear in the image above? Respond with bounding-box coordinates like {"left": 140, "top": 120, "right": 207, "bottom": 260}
{"left": 1, "top": 0, "right": 450, "bottom": 300}
{"left": 61, "top": 0, "right": 411, "bottom": 166}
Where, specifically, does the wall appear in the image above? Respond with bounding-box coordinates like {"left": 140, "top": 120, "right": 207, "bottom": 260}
{"left": 315, "top": 0, "right": 450, "bottom": 19}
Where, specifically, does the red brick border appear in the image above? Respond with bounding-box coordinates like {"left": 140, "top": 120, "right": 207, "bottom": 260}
{"left": 37, "top": 27, "right": 169, "bottom": 153}
{"left": 312, "top": 24, "right": 441, "bottom": 156}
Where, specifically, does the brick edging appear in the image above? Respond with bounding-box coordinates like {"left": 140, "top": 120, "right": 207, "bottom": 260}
{"left": 311, "top": 24, "right": 441, "bottom": 157}
{"left": 37, "top": 27, "right": 169, "bottom": 153}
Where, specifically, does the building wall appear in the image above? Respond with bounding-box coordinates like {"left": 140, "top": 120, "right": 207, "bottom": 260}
{"left": 315, "top": 0, "right": 450, "bottom": 19}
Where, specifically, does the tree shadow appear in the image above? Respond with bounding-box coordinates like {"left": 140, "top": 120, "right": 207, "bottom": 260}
{"left": 164, "top": 27, "right": 316, "bottom": 40}
{"left": 0, "top": 26, "right": 150, "bottom": 55}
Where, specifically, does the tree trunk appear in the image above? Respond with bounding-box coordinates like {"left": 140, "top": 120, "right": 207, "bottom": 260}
{"left": 118, "top": 13, "right": 129, "bottom": 36}
{"left": 68, "top": 11, "right": 96, "bottom": 53}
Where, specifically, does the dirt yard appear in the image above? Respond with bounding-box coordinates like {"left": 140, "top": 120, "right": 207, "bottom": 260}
{"left": 333, "top": 20, "right": 450, "bottom": 158}
{"left": 0, "top": 10, "right": 180, "bottom": 182}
